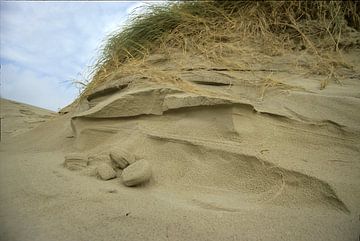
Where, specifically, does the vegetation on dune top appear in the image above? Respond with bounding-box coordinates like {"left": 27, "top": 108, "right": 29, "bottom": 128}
{"left": 84, "top": 1, "right": 359, "bottom": 95}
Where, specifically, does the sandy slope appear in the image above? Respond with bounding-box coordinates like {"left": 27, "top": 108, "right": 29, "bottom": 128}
{"left": 1, "top": 50, "right": 360, "bottom": 241}
{"left": 0, "top": 98, "right": 56, "bottom": 141}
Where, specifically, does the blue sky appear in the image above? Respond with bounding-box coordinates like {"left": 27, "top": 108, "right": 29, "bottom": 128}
{"left": 0, "top": 1, "right": 157, "bottom": 111}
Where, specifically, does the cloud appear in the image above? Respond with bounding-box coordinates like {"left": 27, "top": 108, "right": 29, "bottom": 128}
{"left": 0, "top": 1, "right": 148, "bottom": 110}
{"left": 1, "top": 2, "right": 132, "bottom": 79}
{"left": 1, "top": 63, "right": 78, "bottom": 111}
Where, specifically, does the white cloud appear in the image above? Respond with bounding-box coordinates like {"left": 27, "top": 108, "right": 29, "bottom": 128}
{"left": 0, "top": 1, "right": 148, "bottom": 110}
{"left": 0, "top": 63, "right": 78, "bottom": 111}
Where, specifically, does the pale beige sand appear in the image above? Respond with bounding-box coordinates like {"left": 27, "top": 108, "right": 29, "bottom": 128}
{"left": 1, "top": 50, "right": 360, "bottom": 241}
{"left": 0, "top": 98, "right": 56, "bottom": 141}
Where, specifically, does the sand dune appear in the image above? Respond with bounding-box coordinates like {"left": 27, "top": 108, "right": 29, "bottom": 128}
{"left": 0, "top": 98, "right": 56, "bottom": 141}
{"left": 1, "top": 47, "right": 360, "bottom": 240}
{"left": 1, "top": 2, "right": 360, "bottom": 237}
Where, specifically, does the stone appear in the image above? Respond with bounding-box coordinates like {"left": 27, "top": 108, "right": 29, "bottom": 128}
{"left": 109, "top": 149, "right": 135, "bottom": 169}
{"left": 122, "top": 160, "right": 152, "bottom": 187}
{"left": 64, "top": 153, "right": 88, "bottom": 171}
{"left": 97, "top": 163, "right": 116, "bottom": 180}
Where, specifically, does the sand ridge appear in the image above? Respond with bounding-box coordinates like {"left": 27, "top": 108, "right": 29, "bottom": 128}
{"left": 0, "top": 98, "right": 56, "bottom": 141}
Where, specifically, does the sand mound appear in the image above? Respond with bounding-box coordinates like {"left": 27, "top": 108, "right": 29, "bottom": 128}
{"left": 0, "top": 98, "right": 56, "bottom": 141}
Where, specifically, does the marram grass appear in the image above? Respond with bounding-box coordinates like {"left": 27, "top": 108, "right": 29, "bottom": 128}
{"left": 84, "top": 0, "right": 359, "bottom": 96}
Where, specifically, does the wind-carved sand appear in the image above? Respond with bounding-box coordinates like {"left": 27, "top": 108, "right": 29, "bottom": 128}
{"left": 68, "top": 68, "right": 359, "bottom": 214}
{"left": 0, "top": 98, "right": 56, "bottom": 141}
{"left": 1, "top": 49, "right": 360, "bottom": 240}
{"left": 1, "top": 27, "right": 360, "bottom": 241}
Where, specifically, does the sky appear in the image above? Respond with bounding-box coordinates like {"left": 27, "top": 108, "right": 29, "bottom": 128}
{"left": 0, "top": 1, "right": 157, "bottom": 111}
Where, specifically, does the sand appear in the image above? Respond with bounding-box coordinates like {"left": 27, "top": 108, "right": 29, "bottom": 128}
{"left": 1, "top": 49, "right": 360, "bottom": 241}
{"left": 0, "top": 98, "right": 56, "bottom": 141}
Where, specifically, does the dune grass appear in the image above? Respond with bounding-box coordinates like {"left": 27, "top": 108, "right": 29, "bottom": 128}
{"left": 83, "top": 1, "right": 359, "bottom": 96}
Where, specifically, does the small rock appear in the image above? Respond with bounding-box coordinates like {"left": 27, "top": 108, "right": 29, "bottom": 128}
{"left": 64, "top": 153, "right": 88, "bottom": 171}
{"left": 97, "top": 163, "right": 116, "bottom": 180}
{"left": 110, "top": 149, "right": 135, "bottom": 169}
{"left": 122, "top": 159, "right": 152, "bottom": 187}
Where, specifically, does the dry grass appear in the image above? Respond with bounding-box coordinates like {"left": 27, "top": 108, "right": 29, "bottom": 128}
{"left": 81, "top": 1, "right": 359, "bottom": 97}
{"left": 259, "top": 73, "right": 306, "bottom": 99}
